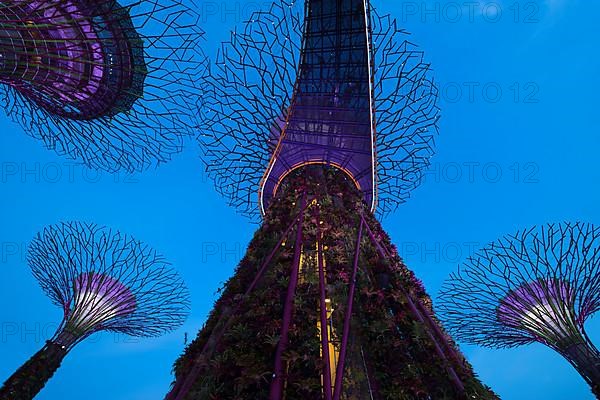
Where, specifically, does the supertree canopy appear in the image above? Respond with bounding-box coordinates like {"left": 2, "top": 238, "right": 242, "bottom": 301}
{"left": 200, "top": 0, "right": 439, "bottom": 219}
{"left": 167, "top": 1, "right": 497, "bottom": 399}
{"left": 438, "top": 222, "right": 600, "bottom": 397}
{"left": 0, "top": 0, "right": 206, "bottom": 172}
{"left": 0, "top": 221, "right": 190, "bottom": 399}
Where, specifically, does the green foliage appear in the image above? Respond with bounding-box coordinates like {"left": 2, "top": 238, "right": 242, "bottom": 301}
{"left": 173, "top": 166, "right": 499, "bottom": 399}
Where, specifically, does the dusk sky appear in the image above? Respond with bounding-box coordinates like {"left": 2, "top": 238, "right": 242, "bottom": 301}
{"left": 0, "top": 0, "right": 599, "bottom": 399}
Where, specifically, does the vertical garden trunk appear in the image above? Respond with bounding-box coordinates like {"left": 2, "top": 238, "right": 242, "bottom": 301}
{"left": 560, "top": 332, "right": 600, "bottom": 399}
{"left": 169, "top": 166, "right": 498, "bottom": 400}
{"left": 0, "top": 341, "right": 67, "bottom": 400}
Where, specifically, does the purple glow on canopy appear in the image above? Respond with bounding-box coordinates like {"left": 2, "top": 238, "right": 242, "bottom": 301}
{"left": 74, "top": 272, "right": 137, "bottom": 316}
{"left": 259, "top": 0, "right": 376, "bottom": 214}
{"left": 24, "top": 0, "right": 105, "bottom": 101}
{"left": 497, "top": 279, "right": 573, "bottom": 337}
{"left": 54, "top": 272, "right": 137, "bottom": 347}
{"left": 63, "top": 271, "right": 137, "bottom": 337}
{"left": 201, "top": 0, "right": 438, "bottom": 218}
{"left": 0, "top": 0, "right": 144, "bottom": 119}
{"left": 439, "top": 223, "right": 600, "bottom": 396}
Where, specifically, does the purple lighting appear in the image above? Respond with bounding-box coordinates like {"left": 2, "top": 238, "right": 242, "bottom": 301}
{"left": 200, "top": 0, "right": 439, "bottom": 219}
{"left": 439, "top": 222, "right": 600, "bottom": 397}
{"left": 497, "top": 279, "right": 574, "bottom": 344}
{"left": 0, "top": 0, "right": 145, "bottom": 119}
{"left": 259, "top": 0, "right": 377, "bottom": 214}
{"left": 0, "top": 222, "right": 190, "bottom": 399}
{"left": 68, "top": 272, "right": 137, "bottom": 332}
{"left": 0, "top": 0, "right": 206, "bottom": 172}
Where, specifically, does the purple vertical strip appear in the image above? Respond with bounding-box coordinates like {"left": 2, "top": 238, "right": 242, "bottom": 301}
{"left": 359, "top": 214, "right": 466, "bottom": 395}
{"left": 361, "top": 213, "right": 463, "bottom": 367}
{"left": 269, "top": 192, "right": 307, "bottom": 400}
{"left": 246, "top": 196, "right": 309, "bottom": 298}
{"left": 316, "top": 206, "right": 333, "bottom": 400}
{"left": 414, "top": 297, "right": 465, "bottom": 367}
{"left": 332, "top": 218, "right": 364, "bottom": 400}
{"left": 168, "top": 198, "right": 311, "bottom": 400}
{"left": 404, "top": 295, "right": 465, "bottom": 393}
{"left": 359, "top": 215, "right": 389, "bottom": 259}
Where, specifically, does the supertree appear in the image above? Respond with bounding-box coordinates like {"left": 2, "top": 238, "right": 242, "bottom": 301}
{"left": 0, "top": 222, "right": 190, "bottom": 400}
{"left": 0, "top": 0, "right": 206, "bottom": 172}
{"left": 167, "top": 1, "right": 497, "bottom": 399}
{"left": 199, "top": 0, "right": 439, "bottom": 220}
{"left": 438, "top": 222, "right": 600, "bottom": 398}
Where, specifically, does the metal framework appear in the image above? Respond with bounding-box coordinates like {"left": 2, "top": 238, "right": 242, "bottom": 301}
{"left": 200, "top": 0, "right": 439, "bottom": 219}
{"left": 172, "top": 1, "right": 493, "bottom": 398}
{"left": 0, "top": 221, "right": 189, "bottom": 399}
{"left": 438, "top": 222, "right": 600, "bottom": 397}
{"left": 0, "top": 0, "right": 206, "bottom": 172}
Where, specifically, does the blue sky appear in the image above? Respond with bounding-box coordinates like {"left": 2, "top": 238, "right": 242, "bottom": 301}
{"left": 0, "top": 0, "right": 599, "bottom": 399}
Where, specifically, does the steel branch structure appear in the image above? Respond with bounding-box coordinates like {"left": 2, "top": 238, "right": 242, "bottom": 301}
{"left": 172, "top": 1, "right": 495, "bottom": 399}
{"left": 200, "top": 0, "right": 439, "bottom": 219}
{"left": 0, "top": 222, "right": 190, "bottom": 400}
{"left": 0, "top": 0, "right": 206, "bottom": 172}
{"left": 438, "top": 222, "right": 600, "bottom": 397}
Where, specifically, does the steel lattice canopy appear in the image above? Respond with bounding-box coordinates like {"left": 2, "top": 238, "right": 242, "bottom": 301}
{"left": 0, "top": 0, "right": 147, "bottom": 119}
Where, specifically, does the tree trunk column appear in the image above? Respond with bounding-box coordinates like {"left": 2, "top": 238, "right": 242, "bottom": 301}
{"left": 0, "top": 341, "right": 67, "bottom": 400}
{"left": 562, "top": 334, "right": 600, "bottom": 399}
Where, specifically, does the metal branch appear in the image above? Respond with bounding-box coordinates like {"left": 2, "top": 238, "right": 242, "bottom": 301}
{"left": 269, "top": 191, "right": 307, "bottom": 399}
{"left": 0, "top": 0, "right": 207, "bottom": 172}
{"left": 438, "top": 222, "right": 600, "bottom": 396}
{"left": 1, "top": 221, "right": 189, "bottom": 399}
